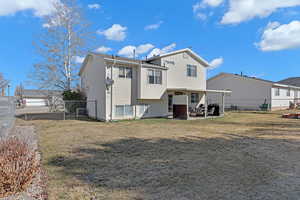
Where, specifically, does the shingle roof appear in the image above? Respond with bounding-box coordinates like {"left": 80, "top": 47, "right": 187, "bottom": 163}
{"left": 277, "top": 77, "right": 300, "bottom": 87}
{"left": 21, "top": 89, "right": 62, "bottom": 98}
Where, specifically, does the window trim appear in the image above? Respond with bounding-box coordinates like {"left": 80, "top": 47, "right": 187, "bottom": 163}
{"left": 118, "top": 66, "right": 132, "bottom": 79}
{"left": 148, "top": 69, "right": 162, "bottom": 85}
{"left": 187, "top": 64, "right": 197, "bottom": 77}
{"left": 275, "top": 88, "right": 280, "bottom": 96}
{"left": 287, "top": 88, "right": 291, "bottom": 97}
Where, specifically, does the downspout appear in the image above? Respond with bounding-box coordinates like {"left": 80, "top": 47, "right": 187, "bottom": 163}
{"left": 110, "top": 58, "right": 116, "bottom": 121}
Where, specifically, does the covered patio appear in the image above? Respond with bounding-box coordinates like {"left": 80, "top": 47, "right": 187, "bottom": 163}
{"left": 167, "top": 88, "right": 231, "bottom": 120}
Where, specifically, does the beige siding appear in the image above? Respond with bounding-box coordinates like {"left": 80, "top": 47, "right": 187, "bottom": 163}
{"left": 81, "top": 55, "right": 106, "bottom": 120}
{"left": 161, "top": 52, "right": 207, "bottom": 90}
{"left": 137, "top": 66, "right": 167, "bottom": 100}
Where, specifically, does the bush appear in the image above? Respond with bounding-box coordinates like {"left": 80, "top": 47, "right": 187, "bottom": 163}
{"left": 62, "top": 90, "right": 85, "bottom": 101}
{"left": 0, "top": 138, "right": 39, "bottom": 198}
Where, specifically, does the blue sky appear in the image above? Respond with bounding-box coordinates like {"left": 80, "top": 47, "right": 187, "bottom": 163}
{"left": 1, "top": 0, "right": 300, "bottom": 93}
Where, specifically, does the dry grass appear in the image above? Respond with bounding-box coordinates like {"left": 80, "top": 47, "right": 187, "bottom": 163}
{"left": 0, "top": 137, "right": 39, "bottom": 198}
{"left": 17, "top": 111, "right": 300, "bottom": 200}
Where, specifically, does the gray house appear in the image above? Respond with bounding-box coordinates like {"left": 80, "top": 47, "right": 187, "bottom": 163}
{"left": 208, "top": 73, "right": 300, "bottom": 110}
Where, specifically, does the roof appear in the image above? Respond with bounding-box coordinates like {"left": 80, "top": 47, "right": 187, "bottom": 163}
{"left": 167, "top": 88, "right": 231, "bottom": 93}
{"left": 207, "top": 73, "right": 275, "bottom": 84}
{"left": 208, "top": 73, "right": 300, "bottom": 90}
{"left": 277, "top": 77, "right": 300, "bottom": 87}
{"left": 20, "top": 89, "right": 62, "bottom": 98}
{"left": 79, "top": 48, "right": 211, "bottom": 75}
{"left": 79, "top": 53, "right": 163, "bottom": 75}
{"left": 146, "top": 48, "right": 210, "bottom": 67}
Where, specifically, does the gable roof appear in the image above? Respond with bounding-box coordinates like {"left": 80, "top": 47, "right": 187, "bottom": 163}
{"left": 277, "top": 77, "right": 300, "bottom": 87}
{"left": 20, "top": 89, "right": 62, "bottom": 98}
{"left": 79, "top": 53, "right": 163, "bottom": 75}
{"left": 146, "top": 48, "right": 210, "bottom": 67}
{"left": 207, "top": 72, "right": 275, "bottom": 84}
{"left": 208, "top": 73, "right": 300, "bottom": 90}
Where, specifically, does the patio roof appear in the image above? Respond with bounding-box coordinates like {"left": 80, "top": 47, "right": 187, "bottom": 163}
{"left": 167, "top": 88, "right": 232, "bottom": 93}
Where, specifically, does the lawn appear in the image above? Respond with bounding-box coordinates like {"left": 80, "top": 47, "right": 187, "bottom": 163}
{"left": 17, "top": 111, "right": 300, "bottom": 200}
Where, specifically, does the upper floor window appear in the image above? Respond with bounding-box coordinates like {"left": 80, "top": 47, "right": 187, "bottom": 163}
{"left": 275, "top": 88, "right": 280, "bottom": 96}
{"left": 287, "top": 89, "right": 291, "bottom": 96}
{"left": 187, "top": 64, "right": 197, "bottom": 77}
{"left": 118, "top": 66, "right": 132, "bottom": 79}
{"left": 148, "top": 69, "right": 162, "bottom": 84}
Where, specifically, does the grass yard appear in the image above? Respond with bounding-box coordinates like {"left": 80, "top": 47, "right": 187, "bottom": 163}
{"left": 17, "top": 111, "right": 300, "bottom": 200}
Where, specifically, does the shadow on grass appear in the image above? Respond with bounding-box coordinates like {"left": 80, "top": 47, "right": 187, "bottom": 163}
{"left": 47, "top": 135, "right": 300, "bottom": 199}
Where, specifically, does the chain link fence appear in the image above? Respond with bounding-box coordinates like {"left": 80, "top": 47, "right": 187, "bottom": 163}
{"left": 0, "top": 97, "right": 15, "bottom": 138}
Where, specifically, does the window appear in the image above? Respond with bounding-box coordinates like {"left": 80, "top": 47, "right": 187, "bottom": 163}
{"left": 287, "top": 89, "right": 291, "bottom": 96}
{"left": 115, "top": 105, "right": 133, "bottom": 117}
{"left": 191, "top": 93, "right": 199, "bottom": 103}
{"left": 118, "top": 66, "right": 132, "bottom": 79}
{"left": 168, "top": 95, "right": 173, "bottom": 112}
{"left": 275, "top": 88, "right": 280, "bottom": 96}
{"left": 187, "top": 64, "right": 197, "bottom": 77}
{"left": 148, "top": 69, "right": 162, "bottom": 84}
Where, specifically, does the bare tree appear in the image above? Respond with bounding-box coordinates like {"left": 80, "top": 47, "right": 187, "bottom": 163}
{"left": 31, "top": 0, "right": 94, "bottom": 91}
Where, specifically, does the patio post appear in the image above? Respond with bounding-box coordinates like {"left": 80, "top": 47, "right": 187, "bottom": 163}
{"left": 222, "top": 93, "right": 225, "bottom": 115}
{"left": 204, "top": 92, "right": 207, "bottom": 118}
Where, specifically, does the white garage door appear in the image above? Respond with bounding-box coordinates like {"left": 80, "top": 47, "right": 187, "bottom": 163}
{"left": 25, "top": 98, "right": 48, "bottom": 107}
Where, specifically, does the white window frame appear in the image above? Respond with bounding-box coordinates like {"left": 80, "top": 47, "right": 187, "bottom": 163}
{"left": 187, "top": 64, "right": 197, "bottom": 77}
{"left": 148, "top": 69, "right": 162, "bottom": 85}
{"left": 275, "top": 88, "right": 280, "bottom": 96}
{"left": 287, "top": 88, "right": 291, "bottom": 97}
{"left": 115, "top": 105, "right": 133, "bottom": 117}
{"left": 118, "top": 66, "right": 132, "bottom": 79}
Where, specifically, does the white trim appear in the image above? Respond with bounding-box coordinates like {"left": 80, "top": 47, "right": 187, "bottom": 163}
{"left": 147, "top": 48, "right": 210, "bottom": 67}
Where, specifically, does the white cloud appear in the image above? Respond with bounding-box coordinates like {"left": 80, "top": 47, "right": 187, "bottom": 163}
{"left": 193, "top": 0, "right": 223, "bottom": 20}
{"left": 118, "top": 44, "right": 154, "bottom": 58}
{"left": 0, "top": 0, "right": 60, "bottom": 17}
{"left": 144, "top": 21, "right": 164, "bottom": 30}
{"left": 209, "top": 57, "right": 224, "bottom": 69}
{"left": 94, "top": 46, "right": 112, "bottom": 54}
{"left": 97, "top": 24, "right": 127, "bottom": 41}
{"left": 147, "top": 43, "right": 176, "bottom": 58}
{"left": 221, "top": 0, "right": 300, "bottom": 24}
{"left": 257, "top": 20, "right": 300, "bottom": 51}
{"left": 88, "top": 3, "right": 101, "bottom": 9}
{"left": 74, "top": 56, "right": 85, "bottom": 64}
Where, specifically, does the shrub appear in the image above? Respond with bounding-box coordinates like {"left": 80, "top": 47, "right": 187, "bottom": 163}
{"left": 62, "top": 90, "right": 85, "bottom": 101}
{"left": 0, "top": 138, "right": 39, "bottom": 198}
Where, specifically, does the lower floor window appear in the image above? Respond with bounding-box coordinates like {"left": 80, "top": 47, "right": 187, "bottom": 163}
{"left": 115, "top": 105, "right": 133, "bottom": 116}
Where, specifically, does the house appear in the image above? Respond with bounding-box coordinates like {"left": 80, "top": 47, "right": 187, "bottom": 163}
{"left": 278, "top": 77, "right": 300, "bottom": 87}
{"left": 79, "top": 48, "right": 230, "bottom": 121}
{"left": 207, "top": 73, "right": 300, "bottom": 110}
{"left": 15, "top": 89, "right": 62, "bottom": 107}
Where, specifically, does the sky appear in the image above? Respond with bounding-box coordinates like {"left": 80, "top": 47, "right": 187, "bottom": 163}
{"left": 0, "top": 0, "right": 300, "bottom": 94}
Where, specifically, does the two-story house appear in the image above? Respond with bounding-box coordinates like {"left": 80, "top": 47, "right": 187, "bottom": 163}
{"left": 79, "top": 48, "right": 229, "bottom": 121}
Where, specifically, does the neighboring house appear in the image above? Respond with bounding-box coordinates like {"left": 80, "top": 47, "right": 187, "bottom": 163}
{"left": 16, "top": 89, "right": 62, "bottom": 107}
{"left": 278, "top": 77, "right": 300, "bottom": 87}
{"left": 207, "top": 73, "right": 300, "bottom": 110}
{"left": 79, "top": 48, "right": 229, "bottom": 121}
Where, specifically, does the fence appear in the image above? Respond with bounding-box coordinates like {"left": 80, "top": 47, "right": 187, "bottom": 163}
{"left": 0, "top": 97, "right": 15, "bottom": 138}
{"left": 20, "top": 100, "right": 97, "bottom": 121}
{"left": 207, "top": 96, "right": 300, "bottom": 111}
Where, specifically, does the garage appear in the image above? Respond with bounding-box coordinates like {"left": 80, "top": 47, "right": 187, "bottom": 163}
{"left": 24, "top": 98, "right": 48, "bottom": 107}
